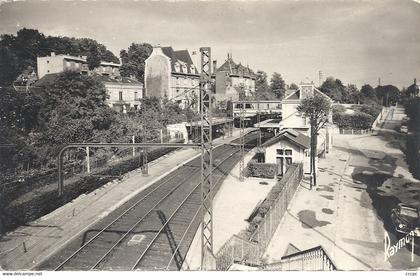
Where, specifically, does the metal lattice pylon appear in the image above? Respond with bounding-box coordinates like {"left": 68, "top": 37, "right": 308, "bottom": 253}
{"left": 200, "top": 47, "right": 214, "bottom": 269}
{"left": 239, "top": 104, "right": 245, "bottom": 182}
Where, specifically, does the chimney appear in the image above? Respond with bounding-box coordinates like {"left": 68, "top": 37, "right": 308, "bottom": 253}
{"left": 51, "top": 52, "right": 55, "bottom": 57}
{"left": 213, "top": 60, "right": 217, "bottom": 73}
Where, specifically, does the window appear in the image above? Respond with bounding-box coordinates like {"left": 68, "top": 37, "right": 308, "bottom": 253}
{"left": 134, "top": 91, "right": 138, "bottom": 100}
{"left": 176, "top": 77, "right": 180, "bottom": 85}
{"left": 276, "top": 148, "right": 293, "bottom": 176}
{"left": 119, "top": 91, "right": 123, "bottom": 101}
{"left": 66, "top": 61, "right": 71, "bottom": 67}
{"left": 277, "top": 149, "right": 292, "bottom": 155}
{"left": 190, "top": 65, "right": 195, "bottom": 73}
{"left": 134, "top": 105, "right": 138, "bottom": 110}
{"left": 175, "top": 63, "right": 180, "bottom": 72}
{"left": 47, "top": 60, "right": 49, "bottom": 64}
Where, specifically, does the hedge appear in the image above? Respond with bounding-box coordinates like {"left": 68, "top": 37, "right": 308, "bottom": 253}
{"left": 333, "top": 111, "right": 374, "bottom": 130}
{"left": 244, "top": 161, "right": 277, "bottom": 179}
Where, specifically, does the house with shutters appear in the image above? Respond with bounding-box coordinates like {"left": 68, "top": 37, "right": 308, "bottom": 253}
{"left": 213, "top": 54, "right": 256, "bottom": 103}
{"left": 144, "top": 46, "right": 200, "bottom": 110}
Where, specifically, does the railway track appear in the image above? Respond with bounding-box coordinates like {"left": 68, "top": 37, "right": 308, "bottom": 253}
{"left": 38, "top": 132, "right": 262, "bottom": 271}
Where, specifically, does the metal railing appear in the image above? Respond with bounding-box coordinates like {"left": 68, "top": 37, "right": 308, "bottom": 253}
{"left": 339, "top": 129, "right": 372, "bottom": 135}
{"left": 215, "top": 163, "right": 303, "bottom": 270}
{"left": 249, "top": 163, "right": 303, "bottom": 250}
{"left": 263, "top": 245, "right": 337, "bottom": 271}
{"left": 215, "top": 235, "right": 261, "bottom": 271}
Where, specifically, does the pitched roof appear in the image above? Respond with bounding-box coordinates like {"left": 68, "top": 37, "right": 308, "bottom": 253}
{"left": 216, "top": 57, "right": 256, "bottom": 79}
{"left": 34, "top": 73, "right": 142, "bottom": 88}
{"left": 161, "top": 46, "right": 199, "bottom": 75}
{"left": 261, "top": 129, "right": 310, "bottom": 149}
{"left": 283, "top": 86, "right": 333, "bottom": 101}
{"left": 91, "top": 74, "right": 142, "bottom": 85}
{"left": 33, "top": 73, "right": 60, "bottom": 87}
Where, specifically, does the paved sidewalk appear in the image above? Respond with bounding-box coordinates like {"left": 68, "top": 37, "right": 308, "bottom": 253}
{"left": 264, "top": 108, "right": 420, "bottom": 270}
{"left": 183, "top": 149, "right": 276, "bottom": 270}
{"left": 0, "top": 128, "right": 248, "bottom": 271}
{"left": 263, "top": 144, "right": 365, "bottom": 268}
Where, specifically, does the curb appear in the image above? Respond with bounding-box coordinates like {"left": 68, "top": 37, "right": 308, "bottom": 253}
{"left": 29, "top": 148, "right": 202, "bottom": 270}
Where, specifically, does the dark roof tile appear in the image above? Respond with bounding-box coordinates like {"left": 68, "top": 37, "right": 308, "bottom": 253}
{"left": 262, "top": 129, "right": 310, "bottom": 149}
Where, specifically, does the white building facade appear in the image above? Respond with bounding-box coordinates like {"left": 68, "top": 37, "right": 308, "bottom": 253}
{"left": 144, "top": 46, "right": 200, "bottom": 110}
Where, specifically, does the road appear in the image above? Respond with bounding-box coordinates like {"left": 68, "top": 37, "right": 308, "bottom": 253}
{"left": 264, "top": 106, "right": 420, "bottom": 270}
{"left": 36, "top": 132, "right": 262, "bottom": 271}
{"left": 334, "top": 106, "right": 420, "bottom": 269}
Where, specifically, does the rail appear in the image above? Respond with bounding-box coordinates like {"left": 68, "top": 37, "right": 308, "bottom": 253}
{"left": 54, "top": 145, "right": 238, "bottom": 270}
{"left": 263, "top": 245, "right": 337, "bottom": 271}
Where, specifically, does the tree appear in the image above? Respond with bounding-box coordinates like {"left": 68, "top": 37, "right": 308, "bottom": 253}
{"left": 0, "top": 28, "right": 119, "bottom": 85}
{"left": 406, "top": 83, "right": 419, "bottom": 98}
{"left": 119, "top": 43, "right": 153, "bottom": 81}
{"left": 270, "top": 72, "right": 286, "bottom": 100}
{"left": 375, "top": 85, "right": 400, "bottom": 106}
{"left": 288, "top": 83, "right": 299, "bottom": 90}
{"left": 297, "top": 94, "right": 331, "bottom": 187}
{"left": 87, "top": 44, "right": 101, "bottom": 70}
{"left": 345, "top": 84, "right": 360, "bottom": 104}
{"left": 360, "top": 84, "right": 376, "bottom": 102}
{"left": 320, "top": 77, "right": 345, "bottom": 102}
{"left": 254, "top": 70, "right": 276, "bottom": 100}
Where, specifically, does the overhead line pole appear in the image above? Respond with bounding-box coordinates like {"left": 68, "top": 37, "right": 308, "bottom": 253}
{"left": 239, "top": 103, "right": 245, "bottom": 182}
{"left": 199, "top": 47, "right": 214, "bottom": 269}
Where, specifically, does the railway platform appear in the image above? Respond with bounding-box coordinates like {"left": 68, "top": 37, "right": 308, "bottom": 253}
{"left": 0, "top": 127, "right": 251, "bottom": 271}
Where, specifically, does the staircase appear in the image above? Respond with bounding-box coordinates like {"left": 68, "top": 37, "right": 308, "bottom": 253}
{"left": 262, "top": 245, "right": 337, "bottom": 271}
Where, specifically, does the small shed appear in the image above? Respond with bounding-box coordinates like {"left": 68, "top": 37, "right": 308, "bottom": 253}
{"left": 261, "top": 129, "right": 312, "bottom": 175}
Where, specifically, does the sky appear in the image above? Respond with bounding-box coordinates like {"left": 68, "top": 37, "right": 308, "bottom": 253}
{"left": 0, "top": 0, "right": 419, "bottom": 88}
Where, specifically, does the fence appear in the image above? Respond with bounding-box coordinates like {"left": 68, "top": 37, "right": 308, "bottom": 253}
{"left": 215, "top": 163, "right": 303, "bottom": 270}
{"left": 249, "top": 163, "right": 303, "bottom": 250}
{"left": 339, "top": 129, "right": 372, "bottom": 135}
{"left": 263, "top": 246, "right": 337, "bottom": 271}
{"left": 215, "top": 235, "right": 261, "bottom": 270}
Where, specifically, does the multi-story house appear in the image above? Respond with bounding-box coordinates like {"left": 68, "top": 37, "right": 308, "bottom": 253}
{"left": 258, "top": 82, "right": 334, "bottom": 175}
{"left": 214, "top": 54, "right": 256, "bottom": 103}
{"left": 36, "top": 52, "right": 143, "bottom": 113}
{"left": 144, "top": 46, "right": 200, "bottom": 110}
{"left": 37, "top": 52, "right": 121, "bottom": 79}
{"left": 92, "top": 75, "right": 143, "bottom": 113}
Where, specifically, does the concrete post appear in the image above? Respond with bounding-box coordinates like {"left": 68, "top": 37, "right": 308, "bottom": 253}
{"left": 132, "top": 136, "right": 135, "bottom": 157}
{"left": 86, "top": 146, "right": 90, "bottom": 173}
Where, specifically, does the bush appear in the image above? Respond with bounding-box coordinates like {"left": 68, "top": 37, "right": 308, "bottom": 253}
{"left": 244, "top": 161, "right": 277, "bottom": 179}
{"left": 405, "top": 134, "right": 420, "bottom": 180}
{"left": 332, "top": 104, "right": 346, "bottom": 114}
{"left": 333, "top": 111, "right": 374, "bottom": 130}
{"left": 355, "top": 104, "right": 382, "bottom": 118}
{"left": 0, "top": 146, "right": 179, "bottom": 234}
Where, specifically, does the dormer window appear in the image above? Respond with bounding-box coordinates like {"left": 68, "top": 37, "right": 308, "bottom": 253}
{"left": 190, "top": 65, "right": 195, "bottom": 73}
{"left": 182, "top": 64, "right": 187, "bottom": 73}
{"left": 175, "top": 62, "right": 180, "bottom": 72}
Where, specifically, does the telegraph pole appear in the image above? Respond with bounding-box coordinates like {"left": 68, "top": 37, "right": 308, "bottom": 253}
{"left": 200, "top": 47, "right": 214, "bottom": 269}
